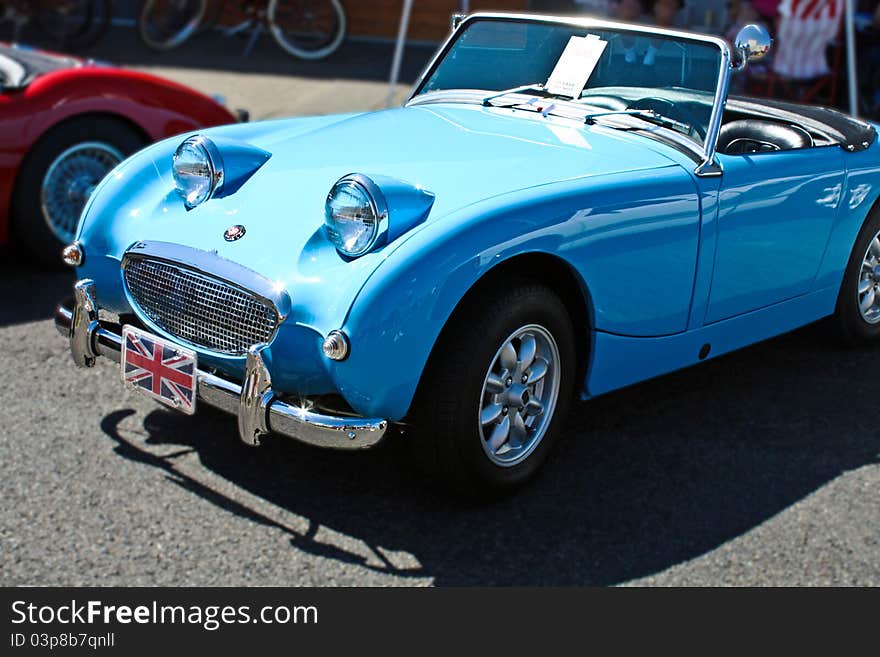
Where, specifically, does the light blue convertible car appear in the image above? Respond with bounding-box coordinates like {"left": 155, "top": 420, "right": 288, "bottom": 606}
{"left": 57, "top": 13, "right": 880, "bottom": 493}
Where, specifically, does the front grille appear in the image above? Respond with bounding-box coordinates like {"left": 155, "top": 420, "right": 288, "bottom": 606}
{"left": 123, "top": 257, "right": 279, "bottom": 355}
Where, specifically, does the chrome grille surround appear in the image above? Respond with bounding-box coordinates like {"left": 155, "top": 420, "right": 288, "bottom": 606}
{"left": 122, "top": 256, "right": 280, "bottom": 356}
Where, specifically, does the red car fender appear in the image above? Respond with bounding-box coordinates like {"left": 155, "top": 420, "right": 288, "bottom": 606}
{"left": 0, "top": 64, "right": 237, "bottom": 244}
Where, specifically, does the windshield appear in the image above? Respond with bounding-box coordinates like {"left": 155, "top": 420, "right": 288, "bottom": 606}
{"left": 413, "top": 18, "right": 724, "bottom": 147}
{"left": 0, "top": 45, "right": 79, "bottom": 90}
{"left": 0, "top": 54, "right": 26, "bottom": 88}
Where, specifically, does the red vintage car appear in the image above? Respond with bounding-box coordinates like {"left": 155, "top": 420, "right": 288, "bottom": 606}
{"left": 0, "top": 43, "right": 239, "bottom": 264}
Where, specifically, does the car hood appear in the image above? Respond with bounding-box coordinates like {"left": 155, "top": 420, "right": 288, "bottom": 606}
{"left": 94, "top": 104, "right": 675, "bottom": 274}
{"left": 80, "top": 104, "right": 679, "bottom": 334}
{"left": 214, "top": 102, "right": 677, "bottom": 218}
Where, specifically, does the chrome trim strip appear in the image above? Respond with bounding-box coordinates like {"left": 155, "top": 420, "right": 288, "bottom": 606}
{"left": 56, "top": 283, "right": 388, "bottom": 450}
{"left": 695, "top": 45, "right": 731, "bottom": 177}
{"left": 410, "top": 13, "right": 732, "bottom": 102}
{"left": 407, "top": 12, "right": 731, "bottom": 177}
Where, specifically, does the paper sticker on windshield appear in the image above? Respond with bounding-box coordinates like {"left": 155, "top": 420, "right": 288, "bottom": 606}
{"left": 545, "top": 35, "right": 607, "bottom": 99}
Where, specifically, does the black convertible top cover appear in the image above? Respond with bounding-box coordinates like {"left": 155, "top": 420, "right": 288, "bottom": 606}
{"left": 728, "top": 95, "right": 876, "bottom": 152}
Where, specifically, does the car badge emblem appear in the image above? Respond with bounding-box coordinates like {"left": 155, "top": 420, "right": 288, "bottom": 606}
{"left": 224, "top": 224, "right": 246, "bottom": 241}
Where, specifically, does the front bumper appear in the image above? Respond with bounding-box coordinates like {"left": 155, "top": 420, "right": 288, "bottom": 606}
{"left": 56, "top": 279, "right": 388, "bottom": 450}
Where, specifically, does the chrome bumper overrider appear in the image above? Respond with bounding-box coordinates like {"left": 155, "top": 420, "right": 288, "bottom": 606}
{"left": 55, "top": 279, "right": 388, "bottom": 450}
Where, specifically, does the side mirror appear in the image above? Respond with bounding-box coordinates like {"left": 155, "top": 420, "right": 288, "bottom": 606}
{"left": 733, "top": 24, "right": 771, "bottom": 70}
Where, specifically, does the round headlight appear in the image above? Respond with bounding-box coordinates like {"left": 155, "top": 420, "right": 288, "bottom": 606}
{"left": 324, "top": 174, "right": 388, "bottom": 258}
{"left": 172, "top": 136, "right": 223, "bottom": 209}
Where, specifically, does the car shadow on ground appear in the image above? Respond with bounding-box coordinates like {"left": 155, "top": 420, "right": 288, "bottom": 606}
{"left": 0, "top": 246, "right": 72, "bottom": 327}
{"left": 99, "top": 321, "right": 880, "bottom": 585}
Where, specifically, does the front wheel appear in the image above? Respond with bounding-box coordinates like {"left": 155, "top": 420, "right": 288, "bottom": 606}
{"left": 12, "top": 117, "right": 145, "bottom": 266}
{"left": 409, "top": 282, "right": 577, "bottom": 495}
{"left": 267, "top": 0, "right": 347, "bottom": 60}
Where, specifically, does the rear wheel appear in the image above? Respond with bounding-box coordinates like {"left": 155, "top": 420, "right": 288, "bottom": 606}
{"left": 138, "top": 0, "right": 207, "bottom": 51}
{"left": 12, "top": 117, "right": 144, "bottom": 266}
{"left": 409, "top": 281, "right": 576, "bottom": 495}
{"left": 267, "top": 0, "right": 346, "bottom": 60}
{"left": 833, "top": 206, "right": 880, "bottom": 344}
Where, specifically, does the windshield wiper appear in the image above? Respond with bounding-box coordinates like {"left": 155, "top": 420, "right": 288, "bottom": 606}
{"left": 482, "top": 83, "right": 558, "bottom": 108}
{"left": 583, "top": 109, "right": 692, "bottom": 136}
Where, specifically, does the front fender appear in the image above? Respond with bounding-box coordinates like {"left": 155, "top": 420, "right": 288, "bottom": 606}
{"left": 25, "top": 68, "right": 237, "bottom": 143}
{"left": 330, "top": 165, "right": 701, "bottom": 420}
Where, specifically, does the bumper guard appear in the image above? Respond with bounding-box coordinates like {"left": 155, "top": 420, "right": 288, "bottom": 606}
{"left": 55, "top": 279, "right": 388, "bottom": 450}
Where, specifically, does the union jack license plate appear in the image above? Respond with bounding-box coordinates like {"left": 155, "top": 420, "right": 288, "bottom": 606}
{"left": 121, "top": 326, "right": 197, "bottom": 414}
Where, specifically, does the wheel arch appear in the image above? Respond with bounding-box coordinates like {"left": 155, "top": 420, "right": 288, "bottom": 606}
{"left": 394, "top": 251, "right": 594, "bottom": 424}
{"left": 332, "top": 245, "right": 597, "bottom": 421}
{"left": 11, "top": 111, "right": 150, "bottom": 215}
{"left": 842, "top": 190, "right": 880, "bottom": 270}
{"left": 818, "top": 170, "right": 880, "bottom": 297}
{"left": 429, "top": 252, "right": 595, "bottom": 395}
{"left": 330, "top": 166, "right": 699, "bottom": 421}
{"left": 832, "top": 186, "right": 880, "bottom": 305}
{"left": 9, "top": 112, "right": 151, "bottom": 260}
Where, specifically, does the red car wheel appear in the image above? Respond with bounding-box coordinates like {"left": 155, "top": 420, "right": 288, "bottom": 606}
{"left": 13, "top": 116, "right": 145, "bottom": 266}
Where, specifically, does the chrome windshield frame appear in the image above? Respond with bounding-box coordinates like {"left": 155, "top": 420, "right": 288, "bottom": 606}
{"left": 407, "top": 12, "right": 732, "bottom": 178}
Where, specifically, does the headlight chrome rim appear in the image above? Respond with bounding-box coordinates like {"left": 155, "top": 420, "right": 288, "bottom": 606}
{"left": 172, "top": 135, "right": 224, "bottom": 209}
{"left": 325, "top": 173, "right": 389, "bottom": 258}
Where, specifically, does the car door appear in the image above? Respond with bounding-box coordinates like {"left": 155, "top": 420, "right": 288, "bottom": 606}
{"left": 704, "top": 146, "right": 845, "bottom": 323}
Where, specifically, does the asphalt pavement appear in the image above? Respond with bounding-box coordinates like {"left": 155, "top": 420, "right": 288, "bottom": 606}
{"left": 0, "top": 29, "right": 878, "bottom": 586}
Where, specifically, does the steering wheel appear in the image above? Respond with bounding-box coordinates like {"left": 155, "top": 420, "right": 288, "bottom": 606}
{"left": 626, "top": 97, "right": 707, "bottom": 142}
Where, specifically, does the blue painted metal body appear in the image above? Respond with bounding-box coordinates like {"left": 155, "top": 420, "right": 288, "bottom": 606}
{"left": 74, "top": 100, "right": 880, "bottom": 422}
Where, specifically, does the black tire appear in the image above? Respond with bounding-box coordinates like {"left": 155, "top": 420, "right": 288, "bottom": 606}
{"left": 833, "top": 205, "right": 880, "bottom": 344}
{"left": 11, "top": 117, "right": 145, "bottom": 267}
{"left": 409, "top": 281, "right": 577, "bottom": 496}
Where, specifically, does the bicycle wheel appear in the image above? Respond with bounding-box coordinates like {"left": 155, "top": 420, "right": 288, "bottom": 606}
{"left": 64, "top": 0, "right": 112, "bottom": 49}
{"left": 138, "top": 0, "right": 207, "bottom": 51}
{"left": 267, "top": 0, "right": 346, "bottom": 60}
{"left": 35, "top": 0, "right": 94, "bottom": 45}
